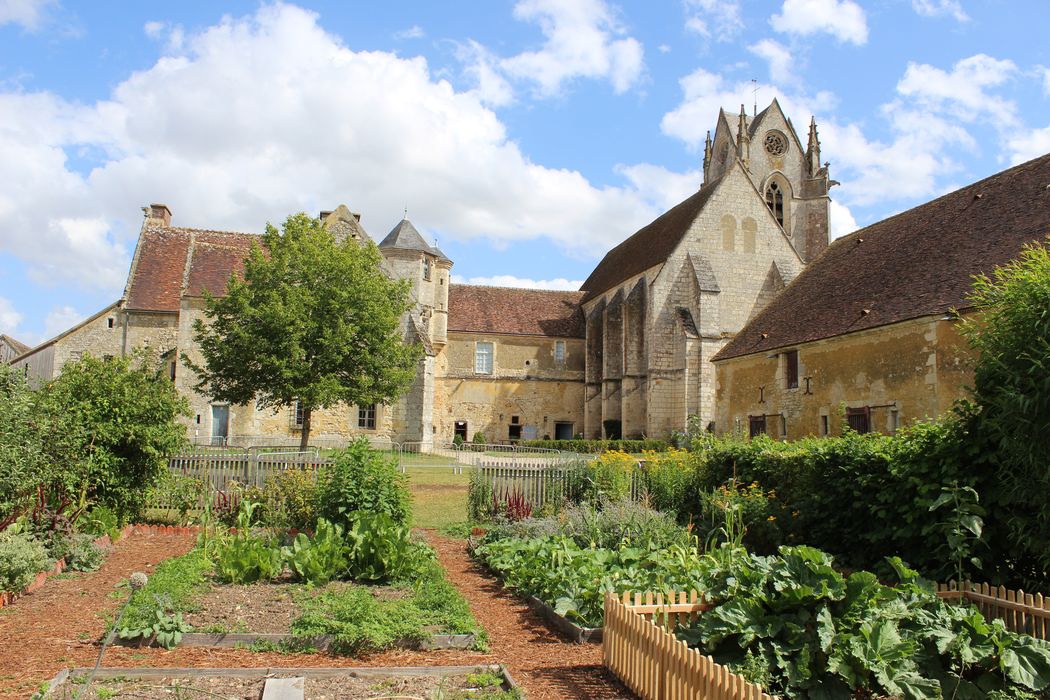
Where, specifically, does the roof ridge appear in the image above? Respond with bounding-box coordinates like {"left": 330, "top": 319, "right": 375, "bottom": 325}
{"left": 450, "top": 283, "right": 584, "bottom": 295}
{"left": 145, "top": 224, "right": 260, "bottom": 238}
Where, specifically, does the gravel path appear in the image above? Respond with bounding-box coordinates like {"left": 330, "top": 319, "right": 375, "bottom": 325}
{"left": 0, "top": 530, "right": 633, "bottom": 700}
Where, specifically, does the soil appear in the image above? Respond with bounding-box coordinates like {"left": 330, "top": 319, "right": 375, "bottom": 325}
{"left": 52, "top": 671, "right": 508, "bottom": 699}
{"left": 0, "top": 530, "right": 633, "bottom": 700}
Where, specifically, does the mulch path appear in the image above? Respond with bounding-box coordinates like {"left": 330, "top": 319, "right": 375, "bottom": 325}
{"left": 0, "top": 530, "right": 633, "bottom": 700}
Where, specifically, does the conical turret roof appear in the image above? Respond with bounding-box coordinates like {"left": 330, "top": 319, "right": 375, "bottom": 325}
{"left": 378, "top": 218, "right": 450, "bottom": 262}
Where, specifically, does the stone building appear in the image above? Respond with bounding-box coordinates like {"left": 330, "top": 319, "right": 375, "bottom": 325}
{"left": 713, "top": 151, "right": 1050, "bottom": 439}
{"left": 0, "top": 335, "right": 30, "bottom": 365}
{"left": 578, "top": 99, "right": 832, "bottom": 438}
{"left": 8, "top": 203, "right": 586, "bottom": 447}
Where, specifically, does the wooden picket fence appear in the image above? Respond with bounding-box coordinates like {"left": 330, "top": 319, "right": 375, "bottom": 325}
{"left": 936, "top": 580, "right": 1050, "bottom": 640}
{"left": 603, "top": 591, "right": 774, "bottom": 700}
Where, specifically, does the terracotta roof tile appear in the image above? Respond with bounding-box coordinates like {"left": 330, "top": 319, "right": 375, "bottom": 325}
{"left": 715, "top": 152, "right": 1050, "bottom": 361}
{"left": 448, "top": 285, "right": 585, "bottom": 337}
{"left": 580, "top": 177, "right": 721, "bottom": 302}
{"left": 185, "top": 231, "right": 261, "bottom": 297}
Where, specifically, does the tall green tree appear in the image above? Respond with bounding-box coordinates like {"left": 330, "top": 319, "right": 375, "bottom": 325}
{"left": 960, "top": 237, "right": 1050, "bottom": 576}
{"left": 188, "top": 213, "right": 421, "bottom": 449}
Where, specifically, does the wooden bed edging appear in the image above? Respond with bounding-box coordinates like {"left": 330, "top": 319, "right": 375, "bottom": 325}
{"left": 604, "top": 590, "right": 774, "bottom": 700}
{"left": 42, "top": 664, "right": 521, "bottom": 698}
{"left": 111, "top": 631, "right": 481, "bottom": 651}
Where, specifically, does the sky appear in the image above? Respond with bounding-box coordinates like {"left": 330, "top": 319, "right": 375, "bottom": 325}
{"left": 1, "top": 0, "right": 1048, "bottom": 346}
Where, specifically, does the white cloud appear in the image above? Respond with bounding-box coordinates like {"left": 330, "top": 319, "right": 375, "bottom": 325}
{"left": 457, "top": 40, "right": 515, "bottom": 107}
{"left": 912, "top": 0, "right": 969, "bottom": 22}
{"left": 683, "top": 0, "right": 744, "bottom": 40}
{"left": 42, "top": 304, "right": 84, "bottom": 339}
{"left": 615, "top": 163, "right": 700, "bottom": 211}
{"left": 829, "top": 200, "right": 858, "bottom": 238}
{"left": 897, "top": 54, "right": 1018, "bottom": 127}
{"left": 0, "top": 296, "right": 24, "bottom": 335}
{"left": 499, "top": 0, "right": 644, "bottom": 97}
{"left": 1007, "top": 125, "right": 1050, "bottom": 166}
{"left": 394, "top": 25, "right": 424, "bottom": 40}
{"left": 0, "top": 3, "right": 674, "bottom": 295}
{"left": 749, "top": 39, "right": 794, "bottom": 86}
{"left": 0, "top": 0, "right": 54, "bottom": 31}
{"left": 771, "top": 0, "right": 868, "bottom": 45}
{"left": 660, "top": 68, "right": 836, "bottom": 149}
{"left": 1040, "top": 66, "right": 1050, "bottom": 96}
{"left": 450, "top": 275, "right": 583, "bottom": 291}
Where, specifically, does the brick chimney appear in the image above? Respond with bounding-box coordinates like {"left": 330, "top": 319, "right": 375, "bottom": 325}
{"left": 145, "top": 203, "right": 172, "bottom": 227}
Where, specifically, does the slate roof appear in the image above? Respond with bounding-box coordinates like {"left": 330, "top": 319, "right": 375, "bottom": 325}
{"left": 378, "top": 219, "right": 450, "bottom": 262}
{"left": 580, "top": 177, "right": 723, "bottom": 302}
{"left": 126, "top": 226, "right": 260, "bottom": 311}
{"left": 447, "top": 285, "right": 586, "bottom": 338}
{"left": 715, "top": 151, "right": 1050, "bottom": 361}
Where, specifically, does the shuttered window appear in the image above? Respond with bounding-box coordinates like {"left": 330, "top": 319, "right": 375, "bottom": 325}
{"left": 749, "top": 415, "right": 766, "bottom": 438}
{"left": 785, "top": 350, "right": 799, "bottom": 389}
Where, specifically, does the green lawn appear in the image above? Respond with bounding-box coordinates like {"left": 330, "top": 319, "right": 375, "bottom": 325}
{"left": 405, "top": 466, "right": 469, "bottom": 530}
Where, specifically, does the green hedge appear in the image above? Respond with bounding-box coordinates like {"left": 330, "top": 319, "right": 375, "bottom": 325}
{"left": 518, "top": 438, "right": 670, "bottom": 453}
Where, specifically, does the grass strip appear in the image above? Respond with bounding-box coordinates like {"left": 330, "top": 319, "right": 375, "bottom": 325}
{"left": 118, "top": 549, "right": 212, "bottom": 631}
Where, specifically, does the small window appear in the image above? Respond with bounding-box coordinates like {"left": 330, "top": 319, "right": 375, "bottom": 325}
{"left": 554, "top": 340, "right": 566, "bottom": 364}
{"left": 107, "top": 317, "right": 115, "bottom": 328}
{"left": 846, "top": 407, "right": 871, "bottom": 434}
{"left": 749, "top": 415, "right": 766, "bottom": 438}
{"left": 475, "top": 341, "right": 494, "bottom": 374}
{"left": 358, "top": 403, "right": 376, "bottom": 429}
{"left": 784, "top": 350, "right": 799, "bottom": 389}
{"left": 293, "top": 400, "right": 304, "bottom": 428}
{"left": 454, "top": 421, "right": 468, "bottom": 441}
{"left": 169, "top": 361, "right": 176, "bottom": 382}
{"left": 820, "top": 414, "right": 829, "bottom": 436}
{"left": 423, "top": 257, "right": 432, "bottom": 281}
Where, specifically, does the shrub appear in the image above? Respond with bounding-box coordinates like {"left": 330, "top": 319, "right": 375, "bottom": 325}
{"left": 80, "top": 505, "right": 123, "bottom": 542}
{"left": 587, "top": 450, "right": 635, "bottom": 502}
{"left": 519, "top": 438, "right": 671, "bottom": 453}
{"left": 694, "top": 481, "right": 783, "bottom": 554}
{"left": 316, "top": 439, "right": 409, "bottom": 528}
{"left": 0, "top": 530, "right": 51, "bottom": 593}
{"left": 258, "top": 467, "right": 317, "bottom": 531}
{"left": 145, "top": 471, "right": 206, "bottom": 526}
{"left": 637, "top": 449, "right": 694, "bottom": 515}
{"left": 65, "top": 533, "right": 109, "bottom": 572}
{"left": 467, "top": 470, "right": 494, "bottom": 521}
{"left": 472, "top": 431, "right": 487, "bottom": 446}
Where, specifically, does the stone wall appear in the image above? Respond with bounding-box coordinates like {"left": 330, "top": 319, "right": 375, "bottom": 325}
{"left": 713, "top": 315, "right": 975, "bottom": 439}
{"left": 434, "top": 331, "right": 585, "bottom": 443}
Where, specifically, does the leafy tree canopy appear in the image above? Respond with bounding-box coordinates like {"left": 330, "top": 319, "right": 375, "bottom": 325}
{"left": 188, "top": 212, "right": 421, "bottom": 447}
{"left": 959, "top": 237, "right": 1050, "bottom": 573}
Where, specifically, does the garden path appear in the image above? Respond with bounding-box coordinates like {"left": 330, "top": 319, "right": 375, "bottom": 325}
{"left": 0, "top": 530, "right": 633, "bottom": 700}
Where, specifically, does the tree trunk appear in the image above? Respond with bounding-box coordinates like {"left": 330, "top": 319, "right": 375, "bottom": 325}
{"left": 300, "top": 406, "right": 312, "bottom": 451}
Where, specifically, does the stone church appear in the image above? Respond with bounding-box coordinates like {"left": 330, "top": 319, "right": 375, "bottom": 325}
{"left": 9, "top": 100, "right": 836, "bottom": 445}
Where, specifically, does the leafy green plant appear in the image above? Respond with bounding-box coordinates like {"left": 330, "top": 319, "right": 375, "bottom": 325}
{"left": 65, "top": 533, "right": 108, "bottom": 572}
{"left": 144, "top": 471, "right": 205, "bottom": 525}
{"left": 467, "top": 470, "right": 494, "bottom": 521}
{"left": 259, "top": 466, "right": 317, "bottom": 530}
{"left": 928, "top": 482, "right": 986, "bottom": 585}
{"left": 343, "top": 512, "right": 421, "bottom": 582}
{"left": 119, "top": 549, "right": 211, "bottom": 633}
{"left": 675, "top": 546, "right": 1050, "bottom": 699}
{"left": 80, "top": 505, "right": 122, "bottom": 542}
{"left": 0, "top": 530, "right": 50, "bottom": 593}
{"left": 282, "top": 518, "right": 347, "bottom": 585}
{"left": 212, "top": 503, "right": 283, "bottom": 584}
{"left": 118, "top": 608, "right": 191, "bottom": 649}
{"left": 316, "top": 439, "right": 410, "bottom": 528}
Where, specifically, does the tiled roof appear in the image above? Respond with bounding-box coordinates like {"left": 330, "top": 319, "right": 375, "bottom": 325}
{"left": 448, "top": 285, "right": 586, "bottom": 338}
{"left": 715, "top": 152, "right": 1050, "bottom": 361}
{"left": 125, "top": 226, "right": 261, "bottom": 310}
{"left": 580, "top": 176, "right": 722, "bottom": 302}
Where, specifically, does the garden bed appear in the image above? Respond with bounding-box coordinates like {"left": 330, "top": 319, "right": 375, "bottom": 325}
{"left": 42, "top": 665, "right": 522, "bottom": 699}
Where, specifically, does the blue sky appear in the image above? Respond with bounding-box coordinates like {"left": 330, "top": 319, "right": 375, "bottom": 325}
{"left": 1, "top": 0, "right": 1048, "bottom": 345}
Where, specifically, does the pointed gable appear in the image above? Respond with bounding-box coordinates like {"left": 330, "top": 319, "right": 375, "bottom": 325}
{"left": 747, "top": 262, "right": 786, "bottom": 322}
{"left": 689, "top": 253, "right": 721, "bottom": 293}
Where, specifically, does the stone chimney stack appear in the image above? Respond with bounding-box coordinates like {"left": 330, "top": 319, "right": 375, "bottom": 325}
{"left": 145, "top": 203, "right": 172, "bottom": 227}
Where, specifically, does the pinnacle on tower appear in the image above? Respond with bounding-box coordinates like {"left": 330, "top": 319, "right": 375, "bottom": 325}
{"left": 736, "top": 104, "right": 750, "bottom": 167}
{"left": 806, "top": 116, "right": 822, "bottom": 175}
{"left": 702, "top": 130, "right": 713, "bottom": 186}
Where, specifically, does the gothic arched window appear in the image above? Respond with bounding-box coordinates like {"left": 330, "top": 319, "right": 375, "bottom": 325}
{"left": 765, "top": 181, "right": 785, "bottom": 228}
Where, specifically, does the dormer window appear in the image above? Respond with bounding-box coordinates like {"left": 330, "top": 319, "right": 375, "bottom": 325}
{"left": 765, "top": 181, "right": 784, "bottom": 228}
{"left": 423, "top": 256, "right": 432, "bottom": 281}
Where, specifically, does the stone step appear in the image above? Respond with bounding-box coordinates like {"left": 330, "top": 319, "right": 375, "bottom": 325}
{"left": 262, "top": 677, "right": 305, "bottom": 700}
